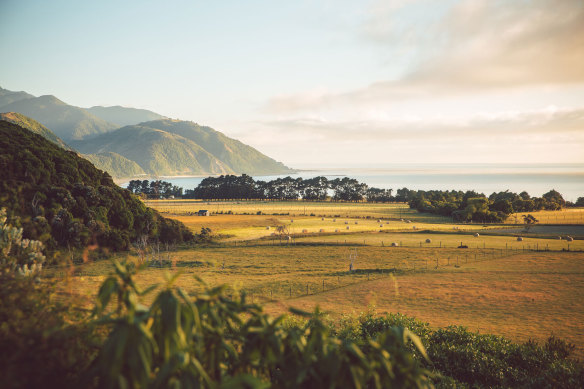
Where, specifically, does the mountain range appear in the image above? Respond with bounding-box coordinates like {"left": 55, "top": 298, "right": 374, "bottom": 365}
{"left": 0, "top": 86, "right": 293, "bottom": 178}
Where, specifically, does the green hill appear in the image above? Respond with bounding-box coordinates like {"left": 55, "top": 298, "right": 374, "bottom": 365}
{"left": 0, "top": 121, "right": 193, "bottom": 252}
{"left": 87, "top": 105, "right": 166, "bottom": 126}
{"left": 0, "top": 94, "right": 119, "bottom": 141}
{"left": 71, "top": 125, "right": 233, "bottom": 176}
{"left": 0, "top": 112, "right": 70, "bottom": 150}
{"left": 0, "top": 86, "right": 34, "bottom": 106}
{"left": 140, "top": 119, "right": 294, "bottom": 175}
{"left": 83, "top": 152, "right": 146, "bottom": 178}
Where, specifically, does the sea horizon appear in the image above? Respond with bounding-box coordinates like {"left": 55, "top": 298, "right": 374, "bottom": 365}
{"left": 119, "top": 163, "right": 584, "bottom": 202}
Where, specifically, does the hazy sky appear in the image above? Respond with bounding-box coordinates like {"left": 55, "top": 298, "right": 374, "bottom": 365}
{"left": 1, "top": 0, "right": 583, "bottom": 167}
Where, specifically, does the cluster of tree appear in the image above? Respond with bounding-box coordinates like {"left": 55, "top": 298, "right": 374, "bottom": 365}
{"left": 185, "top": 175, "right": 371, "bottom": 201}
{"left": 408, "top": 189, "right": 569, "bottom": 223}
{"left": 1, "top": 261, "right": 583, "bottom": 388}
{"left": 0, "top": 122, "right": 193, "bottom": 255}
{"left": 126, "top": 179, "right": 183, "bottom": 198}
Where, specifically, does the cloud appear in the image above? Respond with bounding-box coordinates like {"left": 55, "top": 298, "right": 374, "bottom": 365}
{"left": 264, "top": 0, "right": 584, "bottom": 113}
{"left": 256, "top": 106, "right": 584, "bottom": 142}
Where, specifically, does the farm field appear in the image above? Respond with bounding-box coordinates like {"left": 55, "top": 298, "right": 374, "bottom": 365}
{"left": 506, "top": 208, "right": 584, "bottom": 225}
{"left": 289, "top": 231, "right": 584, "bottom": 251}
{"left": 50, "top": 243, "right": 584, "bottom": 356}
{"left": 170, "top": 213, "right": 513, "bottom": 241}
{"left": 50, "top": 199, "right": 584, "bottom": 359}
{"left": 145, "top": 199, "right": 450, "bottom": 221}
{"left": 263, "top": 251, "right": 584, "bottom": 357}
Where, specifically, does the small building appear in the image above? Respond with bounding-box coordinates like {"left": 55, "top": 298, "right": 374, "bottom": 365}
{"left": 198, "top": 210, "right": 210, "bottom": 216}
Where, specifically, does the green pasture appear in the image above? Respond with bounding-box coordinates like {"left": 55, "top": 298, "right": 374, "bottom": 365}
{"left": 287, "top": 231, "right": 584, "bottom": 251}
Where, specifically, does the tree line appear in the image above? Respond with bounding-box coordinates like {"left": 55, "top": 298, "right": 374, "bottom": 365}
{"left": 129, "top": 175, "right": 580, "bottom": 223}
{"left": 126, "top": 179, "right": 184, "bottom": 198}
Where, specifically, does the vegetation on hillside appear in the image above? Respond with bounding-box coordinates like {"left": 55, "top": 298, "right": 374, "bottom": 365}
{"left": 72, "top": 120, "right": 294, "bottom": 176}
{"left": 0, "top": 112, "right": 70, "bottom": 149}
{"left": 0, "top": 121, "right": 192, "bottom": 254}
{"left": 141, "top": 119, "right": 294, "bottom": 175}
{"left": 71, "top": 125, "right": 234, "bottom": 176}
{"left": 83, "top": 152, "right": 146, "bottom": 178}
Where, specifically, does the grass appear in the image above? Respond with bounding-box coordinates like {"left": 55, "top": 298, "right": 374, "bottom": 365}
{"left": 289, "top": 231, "right": 584, "bottom": 251}
{"left": 145, "top": 199, "right": 451, "bottom": 222}
{"left": 170, "top": 214, "right": 513, "bottom": 241}
{"left": 506, "top": 208, "right": 584, "bottom": 224}
{"left": 47, "top": 199, "right": 584, "bottom": 358}
{"left": 263, "top": 251, "right": 584, "bottom": 357}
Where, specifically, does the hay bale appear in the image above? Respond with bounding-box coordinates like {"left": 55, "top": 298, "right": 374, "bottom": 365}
{"left": 291, "top": 219, "right": 294, "bottom": 223}
{"left": 345, "top": 221, "right": 349, "bottom": 224}
{"left": 319, "top": 229, "right": 325, "bottom": 233}
{"left": 346, "top": 226, "right": 350, "bottom": 230}
{"left": 517, "top": 237, "right": 523, "bottom": 241}
{"left": 266, "top": 226, "right": 270, "bottom": 230}
{"left": 380, "top": 224, "right": 383, "bottom": 227}
{"left": 377, "top": 219, "right": 381, "bottom": 223}
{"left": 333, "top": 219, "right": 336, "bottom": 222}
{"left": 567, "top": 236, "right": 574, "bottom": 242}
{"left": 425, "top": 239, "right": 432, "bottom": 243}
{"left": 354, "top": 221, "right": 358, "bottom": 224}
{"left": 412, "top": 226, "right": 417, "bottom": 230}
{"left": 302, "top": 229, "right": 308, "bottom": 233}
{"left": 474, "top": 233, "right": 480, "bottom": 237}
{"left": 321, "top": 217, "right": 325, "bottom": 221}
{"left": 391, "top": 242, "right": 398, "bottom": 247}
{"left": 335, "top": 229, "right": 339, "bottom": 232}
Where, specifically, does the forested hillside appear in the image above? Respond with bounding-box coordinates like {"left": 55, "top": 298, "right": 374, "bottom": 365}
{"left": 0, "top": 121, "right": 193, "bottom": 253}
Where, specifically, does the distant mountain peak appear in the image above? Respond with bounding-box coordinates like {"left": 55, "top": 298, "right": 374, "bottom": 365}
{"left": 37, "top": 94, "right": 66, "bottom": 104}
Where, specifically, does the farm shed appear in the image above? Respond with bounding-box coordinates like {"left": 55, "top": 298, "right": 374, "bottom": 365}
{"left": 197, "top": 210, "right": 210, "bottom": 216}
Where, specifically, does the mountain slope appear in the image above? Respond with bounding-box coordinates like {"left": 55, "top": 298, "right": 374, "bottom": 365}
{"left": 0, "top": 112, "right": 70, "bottom": 150}
{"left": 0, "top": 121, "right": 193, "bottom": 252}
{"left": 139, "top": 119, "right": 293, "bottom": 175}
{"left": 83, "top": 152, "right": 146, "bottom": 178}
{"left": 0, "top": 95, "right": 118, "bottom": 141}
{"left": 0, "top": 86, "right": 34, "bottom": 106}
{"left": 87, "top": 105, "right": 166, "bottom": 126}
{"left": 71, "top": 125, "right": 233, "bottom": 176}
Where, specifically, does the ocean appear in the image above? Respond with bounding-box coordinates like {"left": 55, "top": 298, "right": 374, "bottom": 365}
{"left": 121, "top": 164, "right": 584, "bottom": 202}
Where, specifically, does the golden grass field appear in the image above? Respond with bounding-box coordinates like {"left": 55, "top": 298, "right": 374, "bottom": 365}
{"left": 54, "top": 200, "right": 584, "bottom": 356}
{"left": 263, "top": 251, "right": 584, "bottom": 357}
{"left": 506, "top": 208, "right": 584, "bottom": 225}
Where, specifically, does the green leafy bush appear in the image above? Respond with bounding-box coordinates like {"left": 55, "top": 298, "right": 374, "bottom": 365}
{"left": 88, "top": 261, "right": 433, "bottom": 388}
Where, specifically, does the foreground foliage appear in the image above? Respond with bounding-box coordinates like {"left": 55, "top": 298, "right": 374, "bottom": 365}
{"left": 89, "top": 261, "right": 432, "bottom": 388}
{"left": 0, "top": 260, "right": 582, "bottom": 388}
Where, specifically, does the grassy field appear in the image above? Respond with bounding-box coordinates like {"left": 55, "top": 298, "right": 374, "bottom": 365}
{"left": 263, "top": 251, "right": 584, "bottom": 357}
{"left": 145, "top": 199, "right": 450, "bottom": 222}
{"left": 506, "top": 208, "right": 584, "bottom": 225}
{"left": 289, "top": 231, "right": 584, "bottom": 251}
{"left": 50, "top": 245, "right": 584, "bottom": 357}
{"left": 49, "top": 199, "right": 584, "bottom": 358}
{"left": 171, "top": 214, "right": 513, "bottom": 241}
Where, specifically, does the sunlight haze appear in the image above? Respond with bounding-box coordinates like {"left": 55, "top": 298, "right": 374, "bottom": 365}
{"left": 1, "top": 0, "right": 583, "bottom": 166}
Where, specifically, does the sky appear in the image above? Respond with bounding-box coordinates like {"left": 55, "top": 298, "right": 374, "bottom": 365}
{"left": 1, "top": 0, "right": 583, "bottom": 167}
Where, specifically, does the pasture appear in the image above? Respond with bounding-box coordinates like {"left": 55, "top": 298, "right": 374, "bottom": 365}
{"left": 145, "top": 199, "right": 450, "bottom": 221}
{"left": 53, "top": 199, "right": 584, "bottom": 357}
{"left": 506, "top": 208, "right": 584, "bottom": 225}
